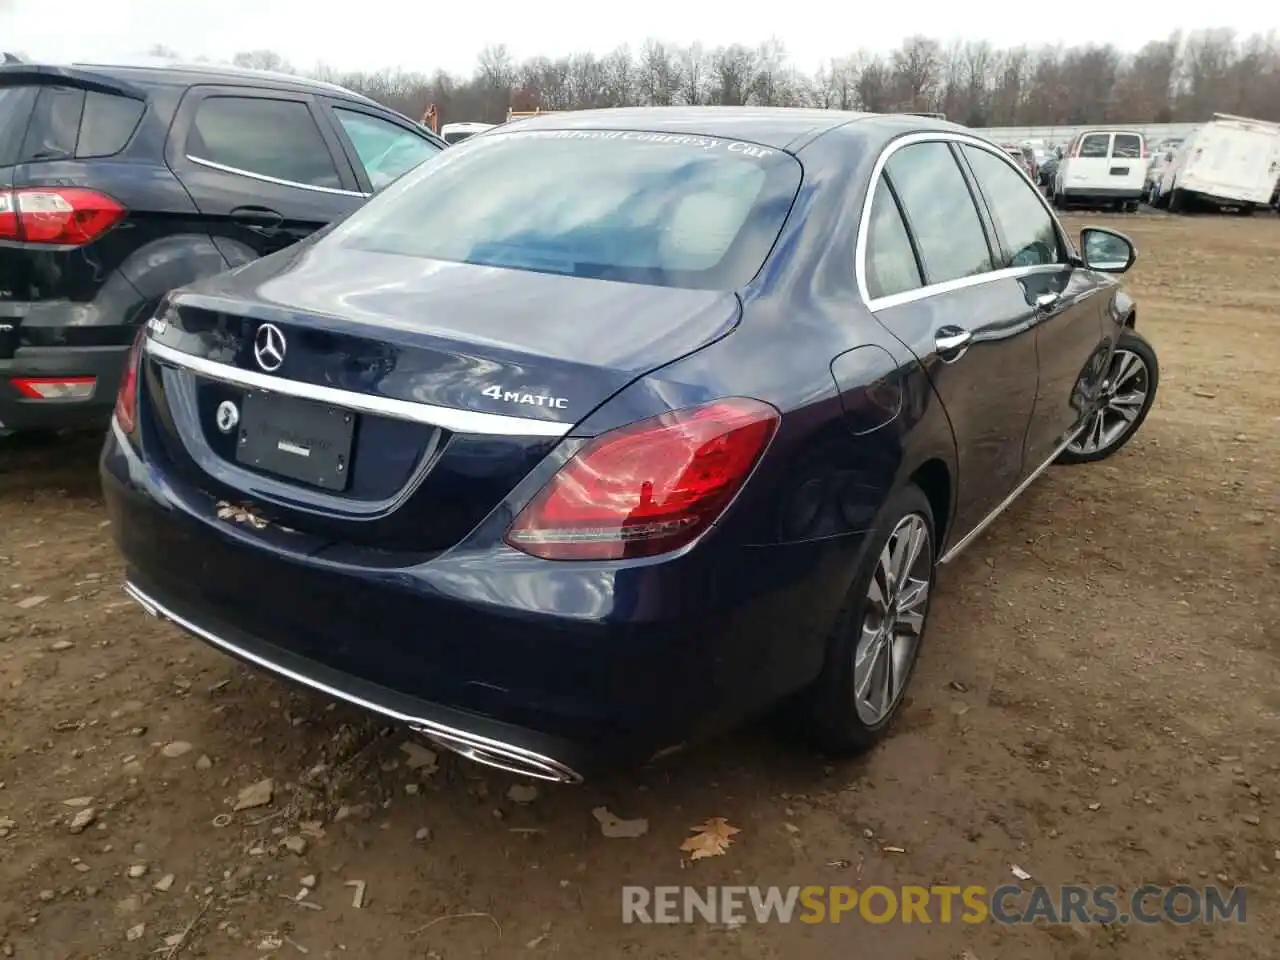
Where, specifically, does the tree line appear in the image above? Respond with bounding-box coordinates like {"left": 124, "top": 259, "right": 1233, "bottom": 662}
{"left": 148, "top": 29, "right": 1280, "bottom": 129}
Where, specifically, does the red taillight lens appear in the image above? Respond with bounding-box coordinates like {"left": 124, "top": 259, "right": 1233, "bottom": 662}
{"left": 506, "top": 398, "right": 780, "bottom": 561}
{"left": 0, "top": 188, "right": 126, "bottom": 245}
{"left": 114, "top": 330, "right": 145, "bottom": 434}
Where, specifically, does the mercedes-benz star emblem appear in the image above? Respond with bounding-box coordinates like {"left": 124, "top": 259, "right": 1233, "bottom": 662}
{"left": 253, "top": 323, "right": 287, "bottom": 373}
{"left": 215, "top": 400, "right": 239, "bottom": 434}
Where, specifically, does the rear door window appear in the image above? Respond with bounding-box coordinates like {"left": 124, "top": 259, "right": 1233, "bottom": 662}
{"left": 884, "top": 141, "right": 994, "bottom": 286}
{"left": 1079, "top": 134, "right": 1111, "bottom": 158}
{"left": 962, "top": 145, "right": 1063, "bottom": 268}
{"left": 864, "top": 177, "right": 922, "bottom": 300}
{"left": 332, "top": 108, "right": 440, "bottom": 191}
{"left": 0, "top": 86, "right": 39, "bottom": 167}
{"left": 188, "top": 95, "right": 342, "bottom": 189}
{"left": 1111, "top": 134, "right": 1143, "bottom": 159}
{"left": 330, "top": 130, "right": 802, "bottom": 290}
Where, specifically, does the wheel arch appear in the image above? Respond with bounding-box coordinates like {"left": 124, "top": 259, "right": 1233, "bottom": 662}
{"left": 908, "top": 457, "right": 952, "bottom": 549}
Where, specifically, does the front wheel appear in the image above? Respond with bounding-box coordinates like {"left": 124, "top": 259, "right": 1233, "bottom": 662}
{"left": 804, "top": 483, "right": 936, "bottom": 753}
{"left": 1057, "top": 330, "right": 1159, "bottom": 465}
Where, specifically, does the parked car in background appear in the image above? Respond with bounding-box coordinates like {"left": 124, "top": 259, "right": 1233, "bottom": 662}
{"left": 1001, "top": 144, "right": 1034, "bottom": 178}
{"left": 1144, "top": 148, "right": 1176, "bottom": 195}
{"left": 440, "top": 121, "right": 495, "bottom": 145}
{"left": 1148, "top": 113, "right": 1280, "bottom": 214}
{"left": 1051, "top": 129, "right": 1147, "bottom": 211}
{"left": 1037, "top": 151, "right": 1061, "bottom": 189}
{"left": 103, "top": 108, "right": 1159, "bottom": 782}
{"left": 0, "top": 59, "right": 444, "bottom": 437}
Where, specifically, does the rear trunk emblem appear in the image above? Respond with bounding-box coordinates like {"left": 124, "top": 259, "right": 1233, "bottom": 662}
{"left": 215, "top": 400, "right": 239, "bottom": 433}
{"left": 253, "top": 323, "right": 287, "bottom": 372}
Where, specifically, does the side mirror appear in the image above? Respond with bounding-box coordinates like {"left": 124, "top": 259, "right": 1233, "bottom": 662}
{"left": 1080, "top": 227, "right": 1137, "bottom": 274}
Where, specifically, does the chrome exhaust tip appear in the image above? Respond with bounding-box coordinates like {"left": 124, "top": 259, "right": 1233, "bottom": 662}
{"left": 411, "top": 725, "right": 583, "bottom": 784}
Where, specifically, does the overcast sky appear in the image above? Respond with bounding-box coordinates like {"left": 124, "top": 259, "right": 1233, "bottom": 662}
{"left": 0, "top": 0, "right": 1271, "bottom": 77}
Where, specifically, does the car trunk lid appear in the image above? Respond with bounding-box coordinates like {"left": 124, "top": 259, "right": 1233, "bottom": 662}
{"left": 140, "top": 246, "right": 742, "bottom": 555}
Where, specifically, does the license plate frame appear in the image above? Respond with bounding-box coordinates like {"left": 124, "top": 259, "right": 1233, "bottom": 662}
{"left": 235, "top": 391, "right": 355, "bottom": 492}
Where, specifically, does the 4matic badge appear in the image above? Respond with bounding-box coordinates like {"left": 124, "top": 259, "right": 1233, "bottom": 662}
{"left": 481, "top": 386, "right": 568, "bottom": 410}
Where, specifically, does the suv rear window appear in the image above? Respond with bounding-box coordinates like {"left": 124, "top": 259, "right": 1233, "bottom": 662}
{"left": 0, "top": 86, "right": 39, "bottom": 166}
{"left": 330, "top": 129, "right": 803, "bottom": 290}
{"left": 2, "top": 84, "right": 144, "bottom": 163}
{"left": 1112, "top": 134, "right": 1143, "bottom": 159}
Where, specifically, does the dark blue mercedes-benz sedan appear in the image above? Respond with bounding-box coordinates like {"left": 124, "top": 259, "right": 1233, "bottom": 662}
{"left": 101, "top": 108, "right": 1160, "bottom": 783}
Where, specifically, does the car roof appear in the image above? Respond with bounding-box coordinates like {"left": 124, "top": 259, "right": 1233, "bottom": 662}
{"left": 38, "top": 57, "right": 382, "bottom": 107}
{"left": 502, "top": 106, "right": 927, "bottom": 151}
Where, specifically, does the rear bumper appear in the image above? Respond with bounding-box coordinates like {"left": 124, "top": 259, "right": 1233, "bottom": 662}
{"left": 123, "top": 577, "right": 586, "bottom": 782}
{"left": 0, "top": 345, "right": 129, "bottom": 434}
{"left": 101, "top": 424, "right": 863, "bottom": 779}
{"left": 1059, "top": 186, "right": 1144, "bottom": 201}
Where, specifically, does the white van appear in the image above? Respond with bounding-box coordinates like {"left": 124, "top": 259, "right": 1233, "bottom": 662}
{"left": 1051, "top": 130, "right": 1148, "bottom": 211}
{"left": 1149, "top": 114, "right": 1280, "bottom": 213}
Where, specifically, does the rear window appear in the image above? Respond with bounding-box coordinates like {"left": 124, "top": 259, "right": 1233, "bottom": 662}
{"left": 1079, "top": 134, "right": 1111, "bottom": 158}
{"left": 1112, "top": 134, "right": 1143, "bottom": 159}
{"left": 20, "top": 86, "right": 84, "bottom": 161}
{"left": 330, "top": 129, "right": 803, "bottom": 290}
{"left": 1, "top": 84, "right": 144, "bottom": 164}
{"left": 0, "top": 86, "right": 39, "bottom": 166}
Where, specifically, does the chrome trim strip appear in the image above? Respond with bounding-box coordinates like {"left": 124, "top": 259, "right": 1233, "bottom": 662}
{"left": 856, "top": 130, "right": 1074, "bottom": 312}
{"left": 144, "top": 339, "right": 572, "bottom": 438}
{"left": 123, "top": 581, "right": 583, "bottom": 784}
{"left": 186, "top": 154, "right": 371, "bottom": 198}
{"left": 937, "top": 425, "right": 1085, "bottom": 566}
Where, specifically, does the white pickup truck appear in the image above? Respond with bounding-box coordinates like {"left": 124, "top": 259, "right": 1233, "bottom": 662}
{"left": 1149, "top": 113, "right": 1280, "bottom": 214}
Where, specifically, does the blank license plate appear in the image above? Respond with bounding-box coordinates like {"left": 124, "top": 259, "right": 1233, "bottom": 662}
{"left": 235, "top": 391, "right": 355, "bottom": 492}
{"left": 1110, "top": 166, "right": 1130, "bottom": 175}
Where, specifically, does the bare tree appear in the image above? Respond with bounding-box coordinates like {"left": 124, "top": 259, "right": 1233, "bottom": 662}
{"left": 200, "top": 32, "right": 1280, "bottom": 129}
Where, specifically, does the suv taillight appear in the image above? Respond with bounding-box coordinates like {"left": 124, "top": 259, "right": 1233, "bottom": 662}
{"left": 0, "top": 187, "right": 126, "bottom": 245}
{"left": 506, "top": 398, "right": 780, "bottom": 561}
{"left": 114, "top": 329, "right": 145, "bottom": 434}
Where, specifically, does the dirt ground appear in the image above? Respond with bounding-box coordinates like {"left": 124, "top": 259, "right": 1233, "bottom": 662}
{"left": 1, "top": 213, "right": 1277, "bottom": 960}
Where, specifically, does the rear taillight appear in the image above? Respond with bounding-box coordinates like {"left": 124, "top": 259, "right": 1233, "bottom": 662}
{"left": 506, "top": 398, "right": 780, "bottom": 561}
{"left": 0, "top": 187, "right": 126, "bottom": 245}
{"left": 11, "top": 376, "right": 97, "bottom": 400}
{"left": 114, "top": 330, "right": 145, "bottom": 434}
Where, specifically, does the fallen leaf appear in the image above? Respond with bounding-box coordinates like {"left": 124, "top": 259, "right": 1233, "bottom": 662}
{"left": 591, "top": 806, "right": 649, "bottom": 839}
{"left": 680, "top": 817, "right": 741, "bottom": 859}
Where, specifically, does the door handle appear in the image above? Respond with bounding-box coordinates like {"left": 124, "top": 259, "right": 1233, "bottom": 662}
{"left": 230, "top": 206, "right": 284, "bottom": 231}
{"left": 1035, "top": 292, "right": 1061, "bottom": 311}
{"left": 935, "top": 327, "right": 973, "bottom": 362}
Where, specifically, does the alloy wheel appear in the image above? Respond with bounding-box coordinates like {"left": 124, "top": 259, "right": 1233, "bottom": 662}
{"left": 1067, "top": 348, "right": 1151, "bottom": 457}
{"left": 854, "top": 513, "right": 932, "bottom": 725}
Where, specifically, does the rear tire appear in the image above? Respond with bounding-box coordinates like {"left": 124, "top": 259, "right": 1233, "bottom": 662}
{"left": 1168, "top": 188, "right": 1187, "bottom": 213}
{"left": 804, "top": 483, "right": 936, "bottom": 754}
{"left": 1057, "top": 330, "right": 1159, "bottom": 465}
